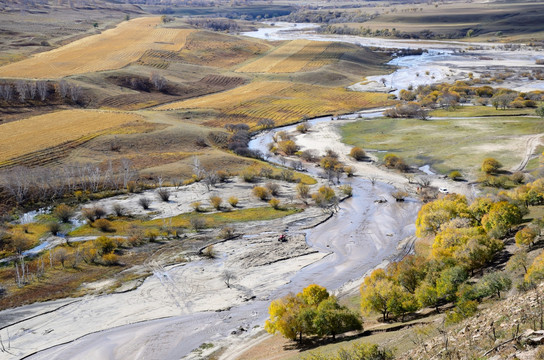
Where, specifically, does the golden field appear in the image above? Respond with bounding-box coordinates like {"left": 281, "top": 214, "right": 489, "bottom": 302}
{"left": 156, "top": 81, "right": 394, "bottom": 127}
{"left": 236, "top": 40, "right": 346, "bottom": 73}
{"left": 0, "top": 17, "right": 193, "bottom": 79}
{"left": 0, "top": 110, "right": 142, "bottom": 162}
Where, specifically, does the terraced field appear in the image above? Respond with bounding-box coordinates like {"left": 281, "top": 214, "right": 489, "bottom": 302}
{"left": 0, "top": 17, "right": 194, "bottom": 78}
{"left": 236, "top": 40, "right": 347, "bottom": 73}
{"left": 0, "top": 110, "right": 142, "bottom": 165}
{"left": 156, "top": 81, "right": 394, "bottom": 127}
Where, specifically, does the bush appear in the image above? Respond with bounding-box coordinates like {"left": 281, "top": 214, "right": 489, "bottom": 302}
{"left": 112, "top": 203, "right": 125, "bottom": 217}
{"left": 202, "top": 244, "right": 216, "bottom": 258}
{"left": 384, "top": 154, "right": 408, "bottom": 171}
{"left": 192, "top": 201, "right": 204, "bottom": 212}
{"left": 278, "top": 140, "right": 298, "bottom": 155}
{"left": 510, "top": 171, "right": 525, "bottom": 184}
{"left": 350, "top": 147, "right": 366, "bottom": 161}
{"left": 102, "top": 253, "right": 119, "bottom": 266}
{"left": 219, "top": 226, "right": 235, "bottom": 239}
{"left": 297, "top": 183, "right": 310, "bottom": 199}
{"left": 269, "top": 198, "right": 281, "bottom": 209}
{"left": 95, "top": 236, "right": 116, "bottom": 254}
{"left": 157, "top": 188, "right": 171, "bottom": 202}
{"left": 301, "top": 149, "right": 318, "bottom": 162}
{"left": 210, "top": 195, "right": 222, "bottom": 210}
{"left": 344, "top": 166, "right": 354, "bottom": 177}
{"left": 240, "top": 167, "right": 258, "bottom": 183}
{"left": 81, "top": 206, "right": 106, "bottom": 222}
{"left": 481, "top": 157, "right": 502, "bottom": 174}
{"left": 94, "top": 219, "right": 114, "bottom": 232}
{"left": 47, "top": 222, "right": 62, "bottom": 236}
{"left": 449, "top": 170, "right": 462, "bottom": 180}
{"left": 253, "top": 186, "right": 270, "bottom": 201}
{"left": 53, "top": 204, "right": 74, "bottom": 223}
{"left": 145, "top": 229, "right": 159, "bottom": 242}
{"left": 392, "top": 190, "right": 408, "bottom": 201}
{"left": 266, "top": 182, "right": 280, "bottom": 196}
{"left": 190, "top": 217, "right": 207, "bottom": 231}
{"left": 296, "top": 122, "right": 310, "bottom": 133}
{"left": 228, "top": 196, "right": 239, "bottom": 208}
{"left": 138, "top": 197, "right": 151, "bottom": 210}
{"left": 339, "top": 185, "right": 353, "bottom": 197}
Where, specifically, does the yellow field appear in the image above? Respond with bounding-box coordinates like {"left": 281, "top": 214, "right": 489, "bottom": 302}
{"left": 236, "top": 40, "right": 346, "bottom": 73}
{"left": 0, "top": 17, "right": 194, "bottom": 78}
{"left": 0, "top": 110, "right": 142, "bottom": 161}
{"left": 156, "top": 81, "right": 394, "bottom": 127}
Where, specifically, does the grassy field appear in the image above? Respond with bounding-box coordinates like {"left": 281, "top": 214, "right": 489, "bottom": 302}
{"left": 430, "top": 106, "right": 538, "bottom": 118}
{"left": 0, "top": 17, "right": 194, "bottom": 78}
{"left": 0, "top": 110, "right": 142, "bottom": 164}
{"left": 236, "top": 40, "right": 346, "bottom": 73}
{"left": 341, "top": 115, "right": 544, "bottom": 176}
{"left": 69, "top": 207, "right": 301, "bottom": 237}
{"left": 157, "top": 81, "right": 394, "bottom": 127}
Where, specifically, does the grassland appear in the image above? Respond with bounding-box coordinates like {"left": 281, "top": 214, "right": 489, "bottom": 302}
{"left": 156, "top": 81, "right": 394, "bottom": 127}
{"left": 341, "top": 115, "right": 544, "bottom": 176}
{"left": 430, "top": 106, "right": 538, "bottom": 118}
{"left": 69, "top": 207, "right": 301, "bottom": 237}
{"left": 236, "top": 40, "right": 346, "bottom": 73}
{"left": 0, "top": 110, "right": 142, "bottom": 164}
{"left": 0, "top": 17, "right": 194, "bottom": 79}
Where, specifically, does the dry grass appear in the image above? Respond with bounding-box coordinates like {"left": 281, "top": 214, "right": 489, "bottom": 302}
{"left": 0, "top": 17, "right": 194, "bottom": 78}
{"left": 237, "top": 40, "right": 347, "bottom": 73}
{"left": 0, "top": 110, "right": 142, "bottom": 163}
{"left": 156, "top": 81, "right": 394, "bottom": 127}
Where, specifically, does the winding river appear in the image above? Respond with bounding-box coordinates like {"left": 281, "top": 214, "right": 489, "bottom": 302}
{"left": 4, "top": 23, "right": 544, "bottom": 360}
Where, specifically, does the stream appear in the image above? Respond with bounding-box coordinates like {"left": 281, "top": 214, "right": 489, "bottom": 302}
{"left": 6, "top": 23, "right": 544, "bottom": 360}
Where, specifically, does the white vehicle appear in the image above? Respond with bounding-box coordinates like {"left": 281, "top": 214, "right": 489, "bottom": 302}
{"left": 439, "top": 187, "right": 449, "bottom": 194}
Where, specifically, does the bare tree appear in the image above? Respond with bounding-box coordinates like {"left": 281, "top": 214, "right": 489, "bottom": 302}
{"left": 0, "top": 84, "right": 13, "bottom": 101}
{"left": 69, "top": 84, "right": 82, "bottom": 102}
{"left": 56, "top": 248, "right": 68, "bottom": 268}
{"left": 28, "top": 82, "right": 37, "bottom": 99}
{"left": 150, "top": 72, "right": 167, "bottom": 91}
{"left": 36, "top": 81, "right": 47, "bottom": 101}
{"left": 58, "top": 80, "right": 69, "bottom": 98}
{"left": 15, "top": 80, "right": 28, "bottom": 102}
{"left": 222, "top": 270, "right": 236, "bottom": 288}
{"left": 203, "top": 171, "right": 218, "bottom": 191}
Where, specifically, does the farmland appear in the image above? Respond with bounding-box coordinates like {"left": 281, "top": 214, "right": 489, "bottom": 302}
{"left": 156, "top": 81, "right": 394, "bottom": 127}
{"left": 0, "top": 110, "right": 142, "bottom": 164}
{"left": 0, "top": 17, "right": 194, "bottom": 79}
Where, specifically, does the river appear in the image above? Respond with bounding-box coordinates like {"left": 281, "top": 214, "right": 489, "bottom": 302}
{"left": 4, "top": 23, "right": 542, "bottom": 360}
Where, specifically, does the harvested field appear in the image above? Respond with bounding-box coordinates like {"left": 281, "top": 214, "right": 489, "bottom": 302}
{"left": 0, "top": 17, "right": 194, "bottom": 79}
{"left": 0, "top": 110, "right": 142, "bottom": 165}
{"left": 156, "top": 81, "right": 394, "bottom": 127}
{"left": 236, "top": 40, "right": 346, "bottom": 73}
{"left": 177, "top": 30, "right": 270, "bottom": 69}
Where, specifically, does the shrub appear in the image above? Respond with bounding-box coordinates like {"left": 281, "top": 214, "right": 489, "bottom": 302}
{"left": 95, "top": 236, "right": 116, "bottom": 254}
{"left": 296, "top": 122, "right": 310, "bottom": 133}
{"left": 344, "top": 166, "right": 354, "bottom": 177}
{"left": 259, "top": 166, "right": 274, "bottom": 178}
{"left": 228, "top": 196, "right": 239, "bottom": 208}
{"left": 449, "top": 170, "right": 462, "bottom": 180}
{"left": 253, "top": 186, "right": 270, "bottom": 201}
{"left": 392, "top": 190, "right": 408, "bottom": 201}
{"left": 202, "top": 244, "right": 216, "bottom": 258}
{"left": 269, "top": 198, "right": 281, "bottom": 209}
{"left": 339, "top": 185, "right": 353, "bottom": 197}
{"left": 112, "top": 203, "right": 125, "bottom": 217}
{"left": 81, "top": 206, "right": 106, "bottom": 222}
{"left": 280, "top": 169, "right": 295, "bottom": 182}
{"left": 94, "top": 219, "right": 114, "bottom": 232}
{"left": 102, "top": 253, "right": 119, "bottom": 266}
{"left": 350, "top": 147, "right": 366, "bottom": 161}
{"left": 127, "top": 181, "right": 138, "bottom": 193}
{"left": 384, "top": 154, "right": 408, "bottom": 171}
{"left": 266, "top": 182, "right": 280, "bottom": 196}
{"left": 510, "top": 171, "right": 525, "bottom": 184}
{"left": 145, "top": 229, "right": 159, "bottom": 242}
{"left": 219, "top": 226, "right": 235, "bottom": 239}
{"left": 53, "top": 204, "right": 74, "bottom": 223}
{"left": 192, "top": 201, "right": 204, "bottom": 212}
{"left": 210, "top": 196, "right": 222, "bottom": 210}
{"left": 47, "top": 222, "right": 62, "bottom": 236}
{"left": 190, "top": 217, "right": 207, "bottom": 231}
{"left": 241, "top": 167, "right": 258, "bottom": 183}
{"left": 278, "top": 140, "right": 298, "bottom": 155}
{"left": 481, "top": 157, "right": 502, "bottom": 174}
{"left": 157, "top": 188, "right": 171, "bottom": 202}
{"left": 301, "top": 149, "right": 318, "bottom": 162}
{"left": 297, "top": 183, "right": 310, "bottom": 199}
{"left": 217, "top": 170, "right": 229, "bottom": 182}
{"left": 138, "top": 197, "right": 151, "bottom": 210}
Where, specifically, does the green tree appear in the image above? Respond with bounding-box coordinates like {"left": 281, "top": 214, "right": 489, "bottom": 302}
{"left": 313, "top": 297, "right": 362, "bottom": 339}
{"left": 477, "top": 271, "right": 512, "bottom": 299}
{"left": 515, "top": 226, "right": 539, "bottom": 248}
{"left": 390, "top": 255, "right": 428, "bottom": 294}
{"left": 415, "top": 281, "right": 441, "bottom": 312}
{"left": 525, "top": 251, "right": 544, "bottom": 285}
{"left": 415, "top": 194, "right": 470, "bottom": 236}
{"left": 481, "top": 201, "right": 523, "bottom": 238}
{"left": 536, "top": 105, "right": 544, "bottom": 119}
{"left": 360, "top": 270, "right": 403, "bottom": 321}
{"left": 435, "top": 266, "right": 468, "bottom": 302}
